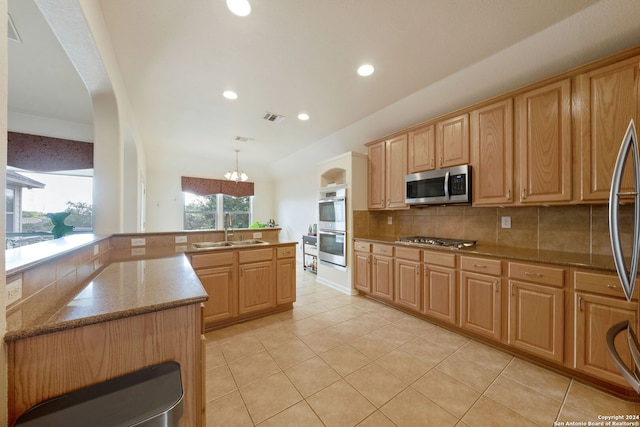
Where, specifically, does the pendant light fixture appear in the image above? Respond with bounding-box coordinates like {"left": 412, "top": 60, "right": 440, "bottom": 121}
{"left": 224, "top": 149, "right": 249, "bottom": 182}
{"left": 227, "top": 0, "right": 251, "bottom": 16}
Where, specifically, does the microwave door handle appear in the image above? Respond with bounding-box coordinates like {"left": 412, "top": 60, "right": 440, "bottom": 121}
{"left": 609, "top": 119, "right": 640, "bottom": 302}
{"left": 444, "top": 171, "right": 450, "bottom": 200}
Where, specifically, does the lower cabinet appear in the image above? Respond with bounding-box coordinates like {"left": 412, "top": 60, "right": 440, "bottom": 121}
{"left": 354, "top": 241, "right": 372, "bottom": 292}
{"left": 197, "top": 265, "right": 236, "bottom": 324}
{"left": 507, "top": 261, "right": 565, "bottom": 363}
{"left": 238, "top": 249, "right": 276, "bottom": 315}
{"left": 460, "top": 256, "right": 502, "bottom": 340}
{"left": 372, "top": 244, "right": 394, "bottom": 302}
{"left": 394, "top": 247, "right": 422, "bottom": 311}
{"left": 423, "top": 251, "right": 457, "bottom": 325}
{"left": 276, "top": 247, "right": 296, "bottom": 304}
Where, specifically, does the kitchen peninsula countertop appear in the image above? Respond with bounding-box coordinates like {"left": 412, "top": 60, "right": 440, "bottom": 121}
{"left": 5, "top": 235, "right": 295, "bottom": 342}
{"left": 354, "top": 235, "right": 618, "bottom": 271}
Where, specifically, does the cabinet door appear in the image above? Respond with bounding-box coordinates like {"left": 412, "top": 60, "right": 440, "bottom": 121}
{"left": 367, "top": 140, "right": 386, "bottom": 209}
{"left": 408, "top": 124, "right": 435, "bottom": 173}
{"left": 460, "top": 271, "right": 501, "bottom": 340}
{"left": 276, "top": 258, "right": 296, "bottom": 304}
{"left": 471, "top": 99, "right": 514, "bottom": 205}
{"left": 372, "top": 254, "right": 394, "bottom": 302}
{"left": 386, "top": 134, "right": 408, "bottom": 209}
{"left": 395, "top": 258, "right": 421, "bottom": 311}
{"left": 196, "top": 266, "right": 236, "bottom": 324}
{"left": 508, "top": 280, "right": 564, "bottom": 362}
{"left": 238, "top": 261, "right": 275, "bottom": 315}
{"left": 436, "top": 113, "right": 470, "bottom": 168}
{"left": 354, "top": 251, "right": 371, "bottom": 292}
{"left": 575, "top": 56, "right": 639, "bottom": 201}
{"left": 516, "top": 79, "right": 572, "bottom": 204}
{"left": 575, "top": 292, "right": 638, "bottom": 388}
{"left": 423, "top": 264, "right": 457, "bottom": 325}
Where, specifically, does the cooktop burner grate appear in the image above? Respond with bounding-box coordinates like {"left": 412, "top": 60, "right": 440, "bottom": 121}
{"left": 396, "top": 236, "right": 476, "bottom": 249}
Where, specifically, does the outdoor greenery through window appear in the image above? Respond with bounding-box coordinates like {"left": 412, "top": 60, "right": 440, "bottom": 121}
{"left": 184, "top": 193, "right": 252, "bottom": 230}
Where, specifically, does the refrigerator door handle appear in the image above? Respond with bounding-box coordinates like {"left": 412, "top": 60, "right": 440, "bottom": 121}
{"left": 609, "top": 119, "right": 640, "bottom": 302}
{"left": 607, "top": 320, "right": 640, "bottom": 393}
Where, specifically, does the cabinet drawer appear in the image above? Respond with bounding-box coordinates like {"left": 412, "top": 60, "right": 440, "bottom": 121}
{"left": 239, "top": 248, "right": 274, "bottom": 264}
{"left": 277, "top": 246, "right": 296, "bottom": 259}
{"left": 190, "top": 251, "right": 234, "bottom": 269}
{"left": 460, "top": 256, "right": 501, "bottom": 276}
{"left": 354, "top": 241, "right": 371, "bottom": 252}
{"left": 372, "top": 244, "right": 394, "bottom": 256}
{"left": 423, "top": 251, "right": 456, "bottom": 268}
{"left": 509, "top": 262, "right": 564, "bottom": 288}
{"left": 573, "top": 269, "right": 636, "bottom": 299}
{"left": 395, "top": 246, "right": 421, "bottom": 261}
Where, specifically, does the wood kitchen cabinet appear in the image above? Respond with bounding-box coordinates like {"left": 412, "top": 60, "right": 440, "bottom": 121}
{"left": 575, "top": 55, "right": 640, "bottom": 202}
{"left": 436, "top": 113, "right": 470, "bottom": 168}
{"left": 515, "top": 79, "right": 572, "bottom": 204}
{"left": 507, "top": 262, "right": 565, "bottom": 363}
{"left": 573, "top": 269, "right": 639, "bottom": 388}
{"left": 408, "top": 124, "right": 435, "bottom": 173}
{"left": 394, "top": 247, "right": 422, "bottom": 311}
{"left": 423, "top": 250, "right": 457, "bottom": 325}
{"left": 192, "top": 252, "right": 237, "bottom": 324}
{"left": 276, "top": 246, "right": 296, "bottom": 305}
{"left": 354, "top": 241, "right": 372, "bottom": 292}
{"left": 238, "top": 248, "right": 276, "bottom": 315}
{"left": 366, "top": 134, "right": 408, "bottom": 210}
{"left": 471, "top": 99, "right": 514, "bottom": 206}
{"left": 371, "top": 243, "right": 394, "bottom": 302}
{"left": 460, "top": 256, "right": 502, "bottom": 340}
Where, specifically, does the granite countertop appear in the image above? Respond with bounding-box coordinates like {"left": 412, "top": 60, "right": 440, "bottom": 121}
{"left": 354, "top": 235, "right": 617, "bottom": 272}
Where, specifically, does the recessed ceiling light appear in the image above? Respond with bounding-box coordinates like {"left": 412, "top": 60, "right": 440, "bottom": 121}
{"left": 223, "top": 91, "right": 238, "bottom": 100}
{"left": 227, "top": 0, "right": 251, "bottom": 16}
{"left": 357, "top": 64, "right": 375, "bottom": 77}
{"left": 298, "top": 113, "right": 310, "bottom": 121}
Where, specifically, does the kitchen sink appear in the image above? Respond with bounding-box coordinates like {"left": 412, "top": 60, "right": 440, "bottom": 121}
{"left": 192, "top": 239, "right": 268, "bottom": 249}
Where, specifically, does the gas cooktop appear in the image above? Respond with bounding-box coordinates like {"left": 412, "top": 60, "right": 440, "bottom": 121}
{"left": 396, "top": 236, "right": 477, "bottom": 249}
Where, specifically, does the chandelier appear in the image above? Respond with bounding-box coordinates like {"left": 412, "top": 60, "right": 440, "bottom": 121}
{"left": 224, "top": 149, "right": 248, "bottom": 182}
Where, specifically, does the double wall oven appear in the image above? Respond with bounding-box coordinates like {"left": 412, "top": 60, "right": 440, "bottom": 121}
{"left": 318, "top": 187, "right": 347, "bottom": 269}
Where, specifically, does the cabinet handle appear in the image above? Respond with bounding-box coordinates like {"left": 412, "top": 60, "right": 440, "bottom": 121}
{"left": 510, "top": 283, "right": 514, "bottom": 296}
{"left": 521, "top": 189, "right": 526, "bottom": 200}
{"left": 524, "top": 271, "right": 543, "bottom": 278}
{"left": 430, "top": 158, "right": 434, "bottom": 168}
{"left": 472, "top": 263, "right": 487, "bottom": 269}
{"left": 507, "top": 189, "right": 511, "bottom": 200}
{"left": 439, "top": 156, "right": 443, "bottom": 166}
{"left": 607, "top": 284, "right": 618, "bottom": 289}
{"left": 494, "top": 281, "right": 499, "bottom": 293}
{"left": 578, "top": 296, "right": 583, "bottom": 311}
{"left": 416, "top": 266, "right": 419, "bottom": 276}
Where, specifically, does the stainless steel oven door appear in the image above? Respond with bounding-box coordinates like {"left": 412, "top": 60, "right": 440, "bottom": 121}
{"left": 318, "top": 197, "right": 346, "bottom": 231}
{"left": 318, "top": 230, "right": 346, "bottom": 267}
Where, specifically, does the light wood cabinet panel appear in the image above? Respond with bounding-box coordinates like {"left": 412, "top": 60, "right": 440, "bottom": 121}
{"left": 575, "top": 56, "right": 639, "bottom": 201}
{"left": 372, "top": 254, "right": 394, "bottom": 302}
{"left": 238, "top": 260, "right": 275, "bottom": 315}
{"left": 516, "top": 79, "right": 572, "bottom": 204}
{"left": 423, "top": 264, "right": 457, "bottom": 325}
{"left": 508, "top": 280, "right": 564, "bottom": 362}
{"left": 276, "top": 257, "right": 296, "bottom": 305}
{"left": 408, "top": 124, "right": 435, "bottom": 173}
{"left": 460, "top": 270, "right": 501, "bottom": 340}
{"left": 437, "top": 113, "right": 470, "bottom": 168}
{"left": 354, "top": 250, "right": 371, "bottom": 292}
{"left": 367, "top": 140, "right": 386, "bottom": 209}
{"left": 575, "top": 292, "right": 638, "bottom": 387}
{"left": 196, "top": 265, "right": 236, "bottom": 323}
{"left": 386, "top": 134, "right": 409, "bottom": 209}
{"left": 395, "top": 258, "right": 421, "bottom": 311}
{"left": 471, "top": 99, "right": 514, "bottom": 205}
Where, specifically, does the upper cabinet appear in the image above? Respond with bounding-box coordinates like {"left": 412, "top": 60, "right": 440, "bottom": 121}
{"left": 575, "top": 56, "right": 640, "bottom": 202}
{"left": 408, "top": 124, "right": 435, "bottom": 173}
{"left": 436, "top": 113, "right": 470, "bottom": 168}
{"left": 515, "top": 79, "right": 572, "bottom": 204}
{"left": 367, "top": 134, "right": 408, "bottom": 210}
{"left": 471, "top": 99, "right": 514, "bottom": 206}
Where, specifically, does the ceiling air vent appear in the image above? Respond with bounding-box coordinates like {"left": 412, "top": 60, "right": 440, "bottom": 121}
{"left": 8, "top": 14, "right": 21, "bottom": 43}
{"left": 234, "top": 136, "right": 254, "bottom": 143}
{"left": 262, "top": 112, "right": 285, "bottom": 123}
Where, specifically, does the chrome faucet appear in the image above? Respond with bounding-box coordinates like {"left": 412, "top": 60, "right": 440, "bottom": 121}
{"left": 224, "top": 212, "right": 233, "bottom": 241}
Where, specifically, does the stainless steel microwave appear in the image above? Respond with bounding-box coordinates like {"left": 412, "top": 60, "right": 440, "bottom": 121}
{"left": 405, "top": 165, "right": 472, "bottom": 205}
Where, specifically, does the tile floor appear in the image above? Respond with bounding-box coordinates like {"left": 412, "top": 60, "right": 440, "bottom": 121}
{"left": 204, "top": 265, "right": 639, "bottom": 426}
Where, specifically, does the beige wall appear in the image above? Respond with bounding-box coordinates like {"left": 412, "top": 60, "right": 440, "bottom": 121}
{"left": 354, "top": 204, "right": 633, "bottom": 256}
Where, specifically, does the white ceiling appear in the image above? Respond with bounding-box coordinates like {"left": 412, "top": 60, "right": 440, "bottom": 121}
{"left": 8, "top": 0, "right": 640, "bottom": 177}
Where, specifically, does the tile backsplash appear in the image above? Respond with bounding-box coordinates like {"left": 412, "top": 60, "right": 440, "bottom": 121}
{"left": 353, "top": 204, "right": 634, "bottom": 256}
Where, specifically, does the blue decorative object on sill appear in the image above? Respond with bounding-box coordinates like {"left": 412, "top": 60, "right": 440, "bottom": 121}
{"left": 46, "top": 212, "right": 75, "bottom": 239}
